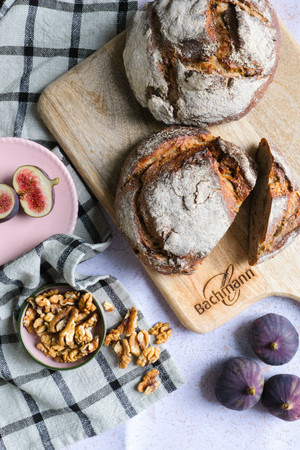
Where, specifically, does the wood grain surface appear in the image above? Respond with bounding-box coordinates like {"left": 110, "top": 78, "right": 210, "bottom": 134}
{"left": 38, "top": 20, "right": 300, "bottom": 333}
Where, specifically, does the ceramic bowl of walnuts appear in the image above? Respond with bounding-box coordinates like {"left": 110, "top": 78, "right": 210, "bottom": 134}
{"left": 18, "top": 283, "right": 106, "bottom": 370}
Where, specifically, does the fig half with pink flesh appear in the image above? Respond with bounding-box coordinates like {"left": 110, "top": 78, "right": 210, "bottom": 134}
{"left": 12, "top": 165, "right": 59, "bottom": 218}
{"left": 0, "top": 183, "right": 19, "bottom": 223}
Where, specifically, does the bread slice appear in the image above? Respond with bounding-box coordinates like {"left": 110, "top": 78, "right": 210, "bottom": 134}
{"left": 248, "top": 138, "right": 300, "bottom": 265}
{"left": 115, "top": 126, "right": 257, "bottom": 275}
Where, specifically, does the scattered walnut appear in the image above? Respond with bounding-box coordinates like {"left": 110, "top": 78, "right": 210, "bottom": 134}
{"left": 137, "top": 346, "right": 160, "bottom": 367}
{"left": 118, "top": 339, "right": 131, "bottom": 369}
{"left": 137, "top": 369, "right": 161, "bottom": 395}
{"left": 144, "top": 380, "right": 161, "bottom": 395}
{"left": 78, "top": 292, "right": 97, "bottom": 314}
{"left": 103, "top": 309, "right": 174, "bottom": 371}
{"left": 128, "top": 332, "right": 140, "bottom": 356}
{"left": 149, "top": 322, "right": 172, "bottom": 344}
{"left": 103, "top": 301, "right": 114, "bottom": 312}
{"left": 104, "top": 317, "right": 127, "bottom": 346}
{"left": 137, "top": 330, "right": 150, "bottom": 350}
{"left": 113, "top": 342, "right": 122, "bottom": 360}
{"left": 23, "top": 306, "right": 36, "bottom": 334}
{"left": 104, "top": 328, "right": 122, "bottom": 346}
{"left": 125, "top": 307, "right": 138, "bottom": 337}
{"left": 149, "top": 322, "right": 163, "bottom": 335}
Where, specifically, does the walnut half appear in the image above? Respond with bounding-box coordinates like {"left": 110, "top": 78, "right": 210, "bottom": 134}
{"left": 103, "top": 301, "right": 114, "bottom": 312}
{"left": 137, "top": 369, "right": 161, "bottom": 395}
{"left": 137, "top": 346, "right": 160, "bottom": 367}
{"left": 149, "top": 322, "right": 172, "bottom": 344}
{"left": 114, "top": 339, "right": 131, "bottom": 369}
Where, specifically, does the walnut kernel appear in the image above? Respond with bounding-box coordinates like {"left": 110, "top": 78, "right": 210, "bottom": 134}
{"left": 103, "top": 301, "right": 114, "bottom": 312}
{"left": 125, "top": 307, "right": 138, "bottom": 337}
{"left": 78, "top": 292, "right": 97, "bottom": 314}
{"left": 137, "top": 330, "right": 150, "bottom": 350}
{"left": 23, "top": 306, "right": 36, "bottom": 334}
{"left": 137, "top": 346, "right": 160, "bottom": 367}
{"left": 137, "top": 369, "right": 161, "bottom": 395}
{"left": 119, "top": 339, "right": 131, "bottom": 369}
{"left": 149, "top": 322, "right": 172, "bottom": 344}
{"left": 128, "top": 332, "right": 140, "bottom": 356}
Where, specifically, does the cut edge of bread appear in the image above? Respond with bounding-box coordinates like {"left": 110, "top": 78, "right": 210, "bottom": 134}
{"left": 248, "top": 138, "right": 300, "bottom": 265}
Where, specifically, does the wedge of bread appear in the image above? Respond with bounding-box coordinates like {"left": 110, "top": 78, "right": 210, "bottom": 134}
{"left": 249, "top": 138, "right": 300, "bottom": 265}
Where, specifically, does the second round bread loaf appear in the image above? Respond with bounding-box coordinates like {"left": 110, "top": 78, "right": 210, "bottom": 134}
{"left": 115, "top": 127, "right": 257, "bottom": 274}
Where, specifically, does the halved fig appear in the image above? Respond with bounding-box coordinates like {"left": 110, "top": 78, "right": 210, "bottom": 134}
{"left": 0, "top": 183, "right": 19, "bottom": 223}
{"left": 12, "top": 165, "right": 59, "bottom": 218}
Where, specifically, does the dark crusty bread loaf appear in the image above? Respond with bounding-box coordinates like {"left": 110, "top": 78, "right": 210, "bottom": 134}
{"left": 123, "top": 0, "right": 280, "bottom": 127}
{"left": 115, "top": 126, "right": 257, "bottom": 274}
{"left": 248, "top": 139, "right": 300, "bottom": 265}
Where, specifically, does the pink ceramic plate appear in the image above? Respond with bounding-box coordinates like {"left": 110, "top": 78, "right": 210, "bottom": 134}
{"left": 18, "top": 284, "right": 106, "bottom": 370}
{"left": 0, "top": 138, "right": 78, "bottom": 266}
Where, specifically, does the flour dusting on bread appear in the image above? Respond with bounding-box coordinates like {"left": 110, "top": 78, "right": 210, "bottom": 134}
{"left": 124, "top": 0, "right": 280, "bottom": 126}
{"left": 115, "top": 127, "right": 257, "bottom": 274}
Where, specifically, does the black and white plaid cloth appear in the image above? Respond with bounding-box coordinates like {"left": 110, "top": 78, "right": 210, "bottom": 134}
{"left": 0, "top": 1, "right": 184, "bottom": 449}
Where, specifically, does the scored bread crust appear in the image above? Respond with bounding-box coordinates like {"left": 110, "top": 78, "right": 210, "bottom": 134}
{"left": 123, "top": 0, "right": 281, "bottom": 127}
{"left": 248, "top": 139, "right": 300, "bottom": 265}
{"left": 115, "top": 126, "right": 257, "bottom": 274}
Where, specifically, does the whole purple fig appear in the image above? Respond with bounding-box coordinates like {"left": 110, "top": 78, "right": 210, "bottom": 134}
{"left": 12, "top": 165, "right": 59, "bottom": 218}
{"left": 215, "top": 357, "right": 264, "bottom": 411}
{"left": 262, "top": 374, "right": 300, "bottom": 421}
{"left": 250, "top": 313, "right": 299, "bottom": 365}
{"left": 0, "top": 183, "right": 19, "bottom": 223}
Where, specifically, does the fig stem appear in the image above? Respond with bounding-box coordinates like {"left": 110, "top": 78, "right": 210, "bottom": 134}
{"left": 282, "top": 403, "right": 291, "bottom": 410}
{"left": 247, "top": 387, "right": 255, "bottom": 396}
{"left": 270, "top": 341, "right": 278, "bottom": 350}
{"left": 51, "top": 178, "right": 59, "bottom": 186}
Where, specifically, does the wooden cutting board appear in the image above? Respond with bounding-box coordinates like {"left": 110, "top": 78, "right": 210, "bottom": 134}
{"left": 37, "top": 20, "right": 300, "bottom": 334}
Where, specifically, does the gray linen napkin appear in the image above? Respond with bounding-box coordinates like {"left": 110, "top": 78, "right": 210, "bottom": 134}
{"left": 0, "top": 1, "right": 185, "bottom": 449}
{"left": 0, "top": 237, "right": 184, "bottom": 450}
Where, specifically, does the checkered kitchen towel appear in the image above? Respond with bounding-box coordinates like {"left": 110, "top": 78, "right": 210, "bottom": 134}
{"left": 0, "top": 1, "right": 185, "bottom": 449}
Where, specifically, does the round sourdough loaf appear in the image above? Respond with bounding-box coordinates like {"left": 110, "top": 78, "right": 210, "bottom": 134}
{"left": 115, "top": 127, "right": 257, "bottom": 274}
{"left": 123, "top": 0, "right": 280, "bottom": 126}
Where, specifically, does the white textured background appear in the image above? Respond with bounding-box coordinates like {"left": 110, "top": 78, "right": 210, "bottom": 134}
{"left": 66, "top": 1, "right": 300, "bottom": 449}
